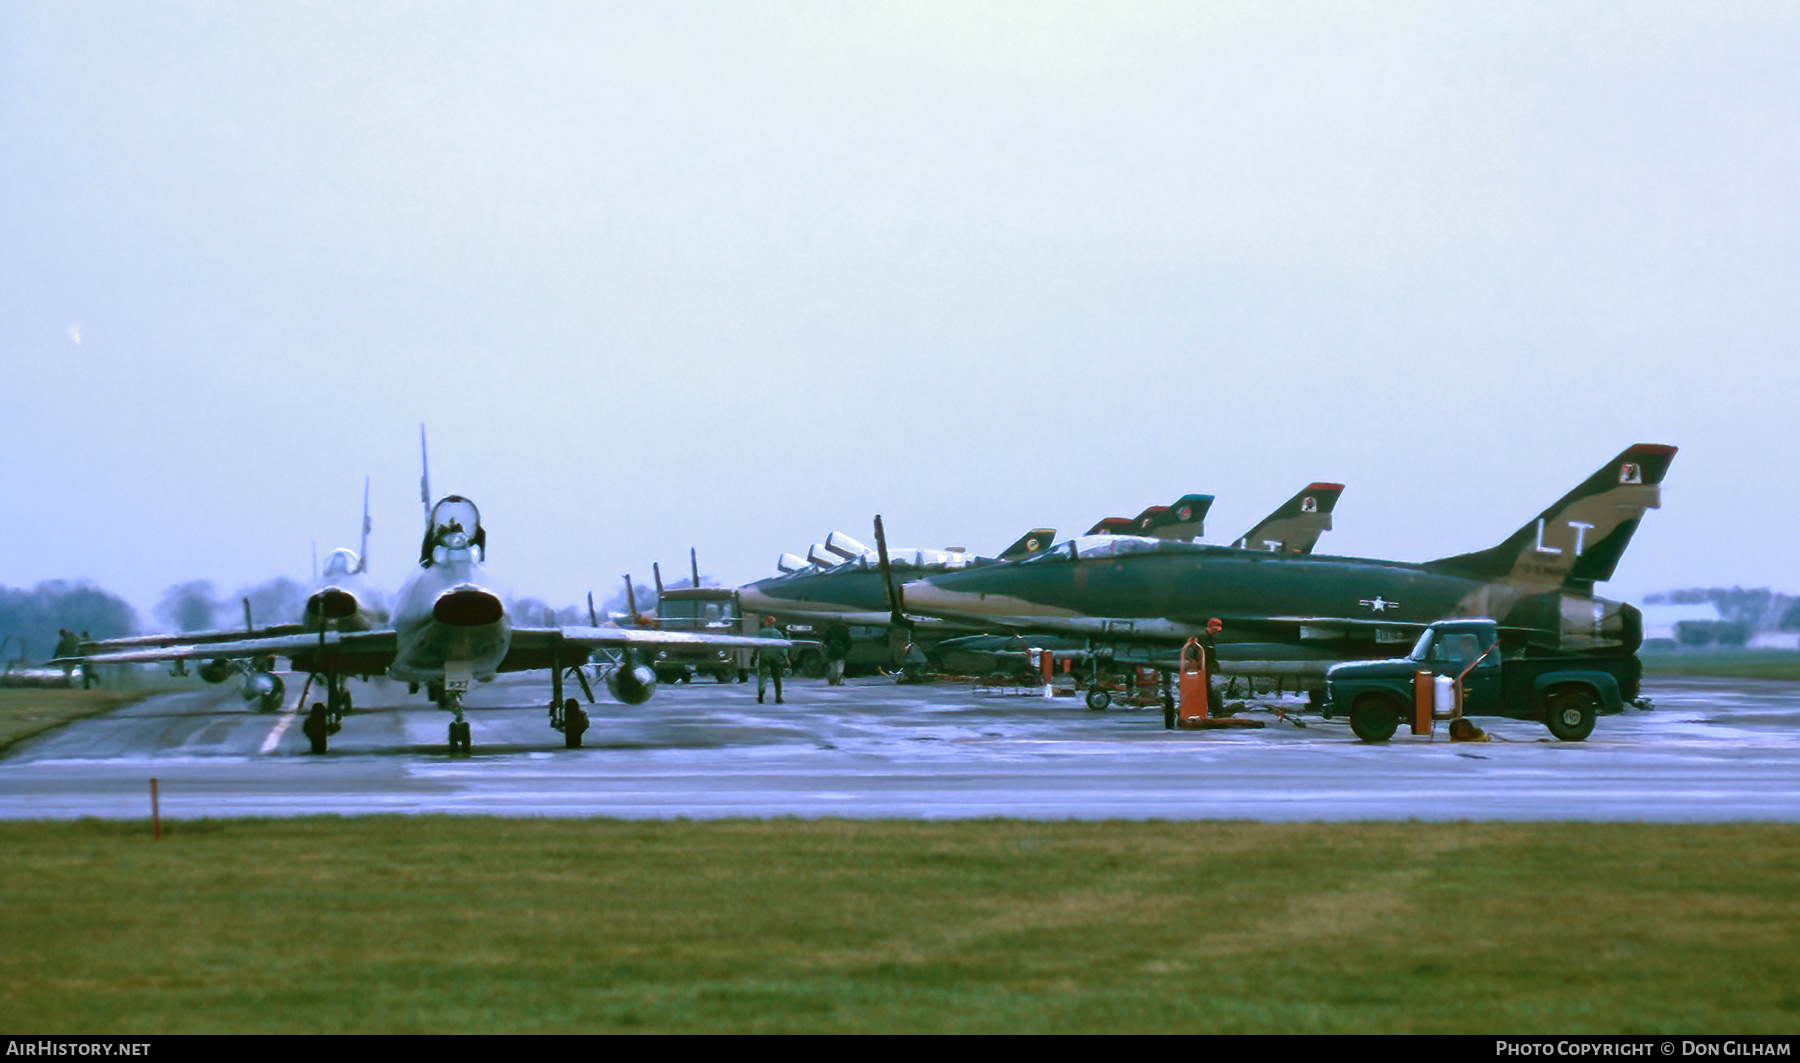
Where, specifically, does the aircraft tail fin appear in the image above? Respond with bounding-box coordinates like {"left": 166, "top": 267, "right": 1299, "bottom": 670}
{"left": 1232, "top": 483, "right": 1344, "bottom": 554}
{"left": 995, "top": 528, "right": 1057, "bottom": 561}
{"left": 1424, "top": 444, "right": 1677, "bottom": 590}
{"left": 1142, "top": 494, "right": 1214, "bottom": 540}
{"left": 1086, "top": 494, "right": 1214, "bottom": 538}
{"left": 356, "top": 477, "right": 371, "bottom": 574}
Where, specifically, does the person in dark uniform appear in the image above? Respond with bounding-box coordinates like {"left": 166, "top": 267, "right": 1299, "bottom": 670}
{"left": 53, "top": 629, "right": 79, "bottom": 683}
{"left": 1165, "top": 617, "right": 1226, "bottom": 729}
{"left": 897, "top": 640, "right": 928, "bottom": 684}
{"left": 821, "top": 622, "right": 853, "bottom": 686}
{"left": 1200, "top": 617, "right": 1225, "bottom": 716}
{"left": 755, "top": 616, "right": 787, "bottom": 704}
{"left": 78, "top": 630, "right": 97, "bottom": 688}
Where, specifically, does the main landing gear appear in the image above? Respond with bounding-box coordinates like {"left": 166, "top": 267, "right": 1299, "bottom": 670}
{"left": 548, "top": 661, "right": 594, "bottom": 749}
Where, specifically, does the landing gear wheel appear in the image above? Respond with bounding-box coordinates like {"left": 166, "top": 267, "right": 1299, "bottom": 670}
{"left": 563, "top": 699, "right": 588, "bottom": 748}
{"left": 715, "top": 668, "right": 735, "bottom": 684}
{"left": 304, "top": 703, "right": 329, "bottom": 754}
{"left": 1349, "top": 696, "right": 1400, "bottom": 742}
{"left": 1544, "top": 689, "right": 1597, "bottom": 742}
{"left": 448, "top": 720, "right": 471, "bottom": 756}
{"left": 1085, "top": 687, "right": 1112, "bottom": 711}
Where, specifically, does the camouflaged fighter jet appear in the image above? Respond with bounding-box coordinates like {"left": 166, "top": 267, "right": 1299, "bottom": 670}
{"left": 69, "top": 436, "right": 790, "bottom": 756}
{"left": 900, "top": 446, "right": 1674, "bottom": 698}
{"left": 929, "top": 484, "right": 1344, "bottom": 677}
{"left": 737, "top": 526, "right": 1058, "bottom": 629}
{"left": 77, "top": 478, "right": 392, "bottom": 712}
{"left": 731, "top": 527, "right": 1051, "bottom": 674}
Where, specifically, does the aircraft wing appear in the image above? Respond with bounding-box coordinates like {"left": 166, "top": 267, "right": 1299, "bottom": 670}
{"left": 79, "top": 626, "right": 309, "bottom": 653}
{"left": 65, "top": 630, "right": 398, "bottom": 665}
{"left": 522, "top": 626, "right": 796, "bottom": 651}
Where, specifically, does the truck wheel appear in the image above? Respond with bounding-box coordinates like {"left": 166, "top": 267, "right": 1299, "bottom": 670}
{"left": 1349, "top": 695, "right": 1400, "bottom": 742}
{"left": 1544, "top": 688, "right": 1598, "bottom": 742}
{"left": 1085, "top": 687, "right": 1112, "bottom": 711}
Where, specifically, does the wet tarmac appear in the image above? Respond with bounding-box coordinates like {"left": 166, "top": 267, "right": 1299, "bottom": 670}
{"left": 1, "top": 673, "right": 1796, "bottom": 821}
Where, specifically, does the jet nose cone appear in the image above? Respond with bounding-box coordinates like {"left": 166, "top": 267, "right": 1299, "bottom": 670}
{"left": 433, "top": 585, "right": 505, "bottom": 627}
{"left": 307, "top": 587, "right": 360, "bottom": 620}
{"left": 737, "top": 583, "right": 781, "bottom": 616}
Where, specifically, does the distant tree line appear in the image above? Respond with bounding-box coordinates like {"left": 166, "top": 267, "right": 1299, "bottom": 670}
{"left": 153, "top": 578, "right": 311, "bottom": 633}
{"left": 1644, "top": 587, "right": 1799, "bottom": 631}
{"left": 1, "top": 577, "right": 324, "bottom": 665}
{"left": 1644, "top": 586, "right": 1800, "bottom": 647}
{"left": 0, "top": 582, "right": 138, "bottom": 663}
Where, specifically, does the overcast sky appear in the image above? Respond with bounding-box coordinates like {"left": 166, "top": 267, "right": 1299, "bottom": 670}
{"left": 3, "top": 1, "right": 1796, "bottom": 621}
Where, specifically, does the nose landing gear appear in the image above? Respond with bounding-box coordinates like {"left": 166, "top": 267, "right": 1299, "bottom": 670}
{"left": 299, "top": 674, "right": 351, "bottom": 754}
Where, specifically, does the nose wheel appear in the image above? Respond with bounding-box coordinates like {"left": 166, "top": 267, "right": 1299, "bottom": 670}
{"left": 303, "top": 703, "right": 330, "bottom": 754}
{"left": 438, "top": 686, "right": 472, "bottom": 756}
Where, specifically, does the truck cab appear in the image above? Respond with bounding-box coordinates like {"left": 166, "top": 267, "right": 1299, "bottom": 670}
{"left": 654, "top": 587, "right": 751, "bottom": 683}
{"left": 1325, "top": 619, "right": 1640, "bottom": 743}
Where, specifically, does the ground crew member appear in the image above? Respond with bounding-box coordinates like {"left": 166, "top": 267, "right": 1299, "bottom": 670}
{"left": 755, "top": 616, "right": 787, "bottom": 704}
{"left": 897, "top": 640, "right": 928, "bottom": 685}
{"left": 1166, "top": 617, "right": 1226, "bottom": 729}
{"left": 1200, "top": 617, "right": 1225, "bottom": 716}
{"left": 822, "top": 622, "right": 853, "bottom": 686}
{"left": 53, "top": 629, "right": 79, "bottom": 683}
{"left": 78, "top": 630, "right": 97, "bottom": 688}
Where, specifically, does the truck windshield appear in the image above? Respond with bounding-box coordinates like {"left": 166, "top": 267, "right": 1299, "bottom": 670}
{"left": 1432, "top": 633, "right": 1482, "bottom": 666}
{"left": 1410, "top": 629, "right": 1488, "bottom": 666}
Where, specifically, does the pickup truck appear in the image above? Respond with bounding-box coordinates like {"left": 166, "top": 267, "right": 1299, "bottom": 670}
{"left": 1323, "top": 619, "right": 1642, "bottom": 742}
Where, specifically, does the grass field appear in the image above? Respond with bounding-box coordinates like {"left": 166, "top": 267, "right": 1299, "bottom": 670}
{"left": 0, "top": 685, "right": 154, "bottom": 755}
{"left": 1, "top": 817, "right": 1795, "bottom": 1034}
{"left": 1641, "top": 651, "right": 1800, "bottom": 681}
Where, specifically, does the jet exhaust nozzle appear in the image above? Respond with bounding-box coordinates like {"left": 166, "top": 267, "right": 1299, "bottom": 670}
{"left": 432, "top": 586, "right": 505, "bottom": 627}
{"left": 606, "top": 663, "right": 658, "bottom": 706}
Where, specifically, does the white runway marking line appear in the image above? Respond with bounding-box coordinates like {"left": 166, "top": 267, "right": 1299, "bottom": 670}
{"left": 259, "top": 691, "right": 302, "bottom": 754}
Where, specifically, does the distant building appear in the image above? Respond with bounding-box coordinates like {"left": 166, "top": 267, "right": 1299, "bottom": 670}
{"left": 1637, "top": 602, "right": 1722, "bottom": 652}
{"left": 1638, "top": 602, "right": 1721, "bottom": 641}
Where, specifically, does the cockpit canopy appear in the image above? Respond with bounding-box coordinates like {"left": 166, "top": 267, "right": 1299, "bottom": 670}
{"left": 420, "top": 495, "right": 486, "bottom": 566}
{"left": 1020, "top": 534, "right": 1200, "bottom": 563}
{"left": 818, "top": 549, "right": 978, "bottom": 575}
{"left": 321, "top": 547, "right": 363, "bottom": 579}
